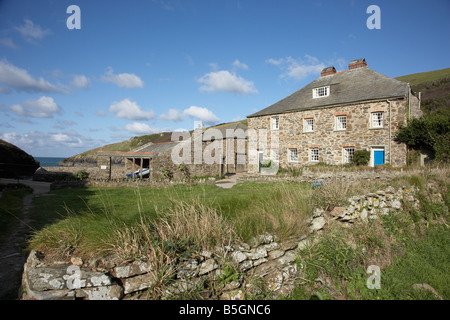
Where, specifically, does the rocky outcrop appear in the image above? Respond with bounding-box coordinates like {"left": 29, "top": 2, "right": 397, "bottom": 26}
{"left": 0, "top": 139, "right": 39, "bottom": 178}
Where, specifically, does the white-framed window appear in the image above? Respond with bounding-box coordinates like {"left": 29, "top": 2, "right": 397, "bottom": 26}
{"left": 336, "top": 115, "right": 347, "bottom": 131}
{"left": 343, "top": 147, "right": 355, "bottom": 164}
{"left": 272, "top": 116, "right": 279, "bottom": 130}
{"left": 310, "top": 148, "right": 319, "bottom": 162}
{"left": 289, "top": 148, "right": 298, "bottom": 162}
{"left": 371, "top": 112, "right": 383, "bottom": 128}
{"left": 304, "top": 118, "right": 314, "bottom": 132}
{"left": 271, "top": 149, "right": 279, "bottom": 162}
{"left": 312, "top": 86, "right": 330, "bottom": 98}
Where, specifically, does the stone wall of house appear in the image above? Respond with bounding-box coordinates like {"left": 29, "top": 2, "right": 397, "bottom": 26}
{"left": 409, "top": 90, "right": 423, "bottom": 120}
{"left": 247, "top": 98, "right": 410, "bottom": 172}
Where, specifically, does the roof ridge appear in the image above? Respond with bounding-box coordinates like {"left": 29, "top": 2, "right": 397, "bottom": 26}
{"left": 247, "top": 67, "right": 409, "bottom": 118}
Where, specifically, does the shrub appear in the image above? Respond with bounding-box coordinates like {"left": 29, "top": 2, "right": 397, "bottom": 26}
{"left": 74, "top": 170, "right": 89, "bottom": 180}
{"left": 260, "top": 159, "right": 272, "bottom": 168}
{"left": 161, "top": 168, "right": 173, "bottom": 181}
{"left": 395, "top": 109, "right": 450, "bottom": 163}
{"left": 352, "top": 150, "right": 370, "bottom": 166}
{"left": 178, "top": 163, "right": 190, "bottom": 179}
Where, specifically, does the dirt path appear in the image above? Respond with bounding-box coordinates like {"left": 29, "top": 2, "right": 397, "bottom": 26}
{"left": 0, "top": 179, "right": 51, "bottom": 299}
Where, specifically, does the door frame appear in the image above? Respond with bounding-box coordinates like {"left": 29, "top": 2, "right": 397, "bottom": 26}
{"left": 258, "top": 151, "right": 264, "bottom": 172}
{"left": 370, "top": 146, "right": 385, "bottom": 167}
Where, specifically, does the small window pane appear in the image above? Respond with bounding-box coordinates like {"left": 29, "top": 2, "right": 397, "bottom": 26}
{"left": 313, "top": 86, "right": 329, "bottom": 98}
{"left": 336, "top": 116, "right": 347, "bottom": 130}
{"left": 289, "top": 149, "right": 298, "bottom": 162}
{"left": 305, "top": 118, "right": 314, "bottom": 132}
{"left": 344, "top": 147, "right": 355, "bottom": 164}
{"left": 272, "top": 117, "right": 279, "bottom": 130}
{"left": 310, "top": 149, "right": 319, "bottom": 162}
{"left": 372, "top": 112, "right": 383, "bottom": 128}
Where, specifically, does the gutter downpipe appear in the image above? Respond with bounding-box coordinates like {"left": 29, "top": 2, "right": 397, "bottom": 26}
{"left": 408, "top": 86, "right": 411, "bottom": 122}
{"left": 386, "top": 99, "right": 392, "bottom": 165}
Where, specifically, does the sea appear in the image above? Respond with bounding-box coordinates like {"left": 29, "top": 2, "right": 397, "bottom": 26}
{"left": 34, "top": 157, "right": 66, "bottom": 167}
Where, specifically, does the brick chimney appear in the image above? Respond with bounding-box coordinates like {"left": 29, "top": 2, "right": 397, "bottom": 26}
{"left": 349, "top": 58, "right": 367, "bottom": 70}
{"left": 321, "top": 66, "right": 336, "bottom": 77}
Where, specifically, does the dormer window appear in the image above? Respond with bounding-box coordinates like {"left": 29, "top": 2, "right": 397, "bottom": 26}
{"left": 312, "top": 86, "right": 330, "bottom": 98}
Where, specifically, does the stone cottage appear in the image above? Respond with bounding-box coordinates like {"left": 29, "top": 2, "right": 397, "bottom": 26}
{"left": 246, "top": 58, "right": 422, "bottom": 173}
{"left": 97, "top": 121, "right": 248, "bottom": 180}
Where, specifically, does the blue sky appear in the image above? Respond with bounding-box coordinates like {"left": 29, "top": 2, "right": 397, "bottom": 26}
{"left": 0, "top": 0, "right": 449, "bottom": 157}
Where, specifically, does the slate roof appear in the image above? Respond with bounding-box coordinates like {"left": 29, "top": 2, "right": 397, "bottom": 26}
{"left": 247, "top": 67, "right": 410, "bottom": 118}
{"left": 202, "top": 121, "right": 248, "bottom": 141}
{"left": 132, "top": 141, "right": 179, "bottom": 154}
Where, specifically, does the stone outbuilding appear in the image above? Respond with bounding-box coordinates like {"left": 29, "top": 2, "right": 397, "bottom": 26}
{"left": 97, "top": 121, "right": 248, "bottom": 180}
{"left": 247, "top": 58, "right": 422, "bottom": 172}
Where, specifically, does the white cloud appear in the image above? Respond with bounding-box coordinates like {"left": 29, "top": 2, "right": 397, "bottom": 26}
{"left": 198, "top": 70, "right": 257, "bottom": 94}
{"left": 51, "top": 133, "right": 72, "bottom": 142}
{"left": 0, "top": 130, "right": 100, "bottom": 156}
{"left": 1, "top": 132, "right": 34, "bottom": 147}
{"left": 0, "top": 60, "right": 66, "bottom": 93}
{"left": 0, "top": 37, "right": 18, "bottom": 49}
{"left": 10, "top": 96, "right": 62, "bottom": 118}
{"left": 232, "top": 59, "right": 248, "bottom": 70}
{"left": 183, "top": 106, "right": 219, "bottom": 124}
{"left": 266, "top": 55, "right": 326, "bottom": 80}
{"left": 265, "top": 58, "right": 283, "bottom": 66}
{"left": 109, "top": 98, "right": 156, "bottom": 120}
{"left": 124, "top": 122, "right": 160, "bottom": 135}
{"left": 160, "top": 108, "right": 184, "bottom": 122}
{"left": 14, "top": 19, "right": 51, "bottom": 42}
{"left": 95, "top": 110, "right": 108, "bottom": 117}
{"left": 101, "top": 67, "right": 144, "bottom": 88}
{"left": 71, "top": 74, "right": 90, "bottom": 89}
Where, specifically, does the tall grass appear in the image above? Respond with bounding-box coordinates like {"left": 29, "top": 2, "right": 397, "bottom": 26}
{"left": 241, "top": 183, "right": 312, "bottom": 240}
{"left": 28, "top": 182, "right": 315, "bottom": 259}
{"left": 288, "top": 168, "right": 450, "bottom": 300}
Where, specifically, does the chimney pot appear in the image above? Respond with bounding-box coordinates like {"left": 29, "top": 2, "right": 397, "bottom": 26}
{"left": 349, "top": 58, "right": 367, "bottom": 70}
{"left": 321, "top": 66, "right": 336, "bottom": 77}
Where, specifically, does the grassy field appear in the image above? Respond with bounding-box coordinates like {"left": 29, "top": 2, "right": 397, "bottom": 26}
{"left": 0, "top": 184, "right": 33, "bottom": 246}
{"left": 27, "top": 182, "right": 317, "bottom": 259}
{"left": 24, "top": 168, "right": 450, "bottom": 300}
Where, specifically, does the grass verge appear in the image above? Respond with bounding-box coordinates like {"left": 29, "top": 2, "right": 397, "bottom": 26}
{"left": 286, "top": 169, "right": 449, "bottom": 300}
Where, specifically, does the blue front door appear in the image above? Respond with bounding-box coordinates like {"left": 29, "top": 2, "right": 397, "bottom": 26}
{"left": 374, "top": 150, "right": 385, "bottom": 166}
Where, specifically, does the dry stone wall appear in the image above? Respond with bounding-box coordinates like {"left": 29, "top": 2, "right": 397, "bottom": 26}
{"left": 21, "top": 233, "right": 303, "bottom": 300}
{"left": 21, "top": 182, "right": 431, "bottom": 300}
{"left": 308, "top": 185, "right": 421, "bottom": 233}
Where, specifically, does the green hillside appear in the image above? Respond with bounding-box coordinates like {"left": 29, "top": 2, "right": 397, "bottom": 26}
{"left": 61, "top": 119, "right": 248, "bottom": 164}
{"left": 396, "top": 67, "right": 450, "bottom": 115}
{"left": 396, "top": 68, "right": 450, "bottom": 86}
